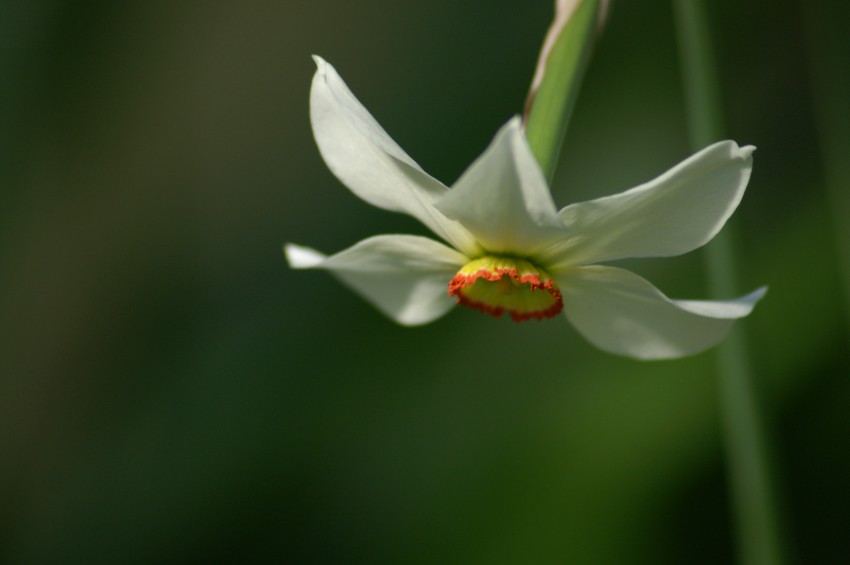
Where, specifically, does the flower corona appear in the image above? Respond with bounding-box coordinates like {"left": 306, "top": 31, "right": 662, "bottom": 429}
{"left": 448, "top": 257, "right": 562, "bottom": 322}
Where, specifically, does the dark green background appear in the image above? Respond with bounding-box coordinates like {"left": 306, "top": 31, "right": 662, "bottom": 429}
{"left": 2, "top": 1, "right": 848, "bottom": 563}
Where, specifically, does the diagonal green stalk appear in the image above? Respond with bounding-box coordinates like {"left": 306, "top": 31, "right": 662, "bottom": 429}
{"left": 673, "top": 2, "right": 786, "bottom": 564}
{"left": 524, "top": 0, "right": 605, "bottom": 184}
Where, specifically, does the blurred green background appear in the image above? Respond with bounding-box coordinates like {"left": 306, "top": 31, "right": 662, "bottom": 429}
{"left": 2, "top": 1, "right": 848, "bottom": 563}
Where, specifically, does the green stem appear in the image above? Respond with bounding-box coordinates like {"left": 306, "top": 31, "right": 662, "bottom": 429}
{"left": 673, "top": 2, "right": 786, "bottom": 564}
{"left": 524, "top": 0, "right": 603, "bottom": 184}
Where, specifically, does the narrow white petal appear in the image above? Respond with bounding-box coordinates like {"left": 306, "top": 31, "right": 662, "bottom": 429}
{"left": 434, "top": 117, "right": 568, "bottom": 255}
{"left": 674, "top": 288, "right": 767, "bottom": 318}
{"left": 310, "top": 56, "right": 478, "bottom": 255}
{"left": 284, "top": 235, "right": 468, "bottom": 326}
{"left": 543, "top": 141, "right": 755, "bottom": 268}
{"left": 558, "top": 265, "right": 766, "bottom": 360}
{"left": 284, "top": 243, "right": 326, "bottom": 268}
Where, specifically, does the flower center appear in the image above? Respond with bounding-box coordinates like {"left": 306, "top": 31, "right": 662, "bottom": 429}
{"left": 448, "top": 256, "right": 563, "bottom": 322}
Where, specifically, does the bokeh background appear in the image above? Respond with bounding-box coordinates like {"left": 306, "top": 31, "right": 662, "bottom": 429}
{"left": 2, "top": 1, "right": 848, "bottom": 563}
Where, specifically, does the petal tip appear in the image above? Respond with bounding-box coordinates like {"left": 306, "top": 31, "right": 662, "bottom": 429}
{"left": 311, "top": 54, "right": 327, "bottom": 70}
{"left": 748, "top": 285, "right": 768, "bottom": 302}
{"left": 284, "top": 243, "right": 326, "bottom": 269}
{"left": 715, "top": 140, "right": 755, "bottom": 161}
{"left": 488, "top": 115, "right": 526, "bottom": 144}
{"left": 505, "top": 114, "right": 523, "bottom": 130}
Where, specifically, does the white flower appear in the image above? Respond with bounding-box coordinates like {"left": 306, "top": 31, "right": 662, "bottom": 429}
{"left": 285, "top": 56, "right": 766, "bottom": 360}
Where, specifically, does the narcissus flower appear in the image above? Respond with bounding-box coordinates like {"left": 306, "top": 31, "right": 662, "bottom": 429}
{"left": 285, "top": 57, "right": 766, "bottom": 360}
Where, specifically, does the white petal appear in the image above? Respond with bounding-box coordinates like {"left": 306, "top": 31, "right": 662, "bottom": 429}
{"left": 558, "top": 265, "right": 766, "bottom": 360}
{"left": 284, "top": 243, "right": 325, "bottom": 268}
{"left": 542, "top": 141, "right": 755, "bottom": 268}
{"left": 434, "top": 117, "right": 568, "bottom": 255}
{"left": 310, "top": 56, "right": 478, "bottom": 255}
{"left": 284, "top": 235, "right": 468, "bottom": 326}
